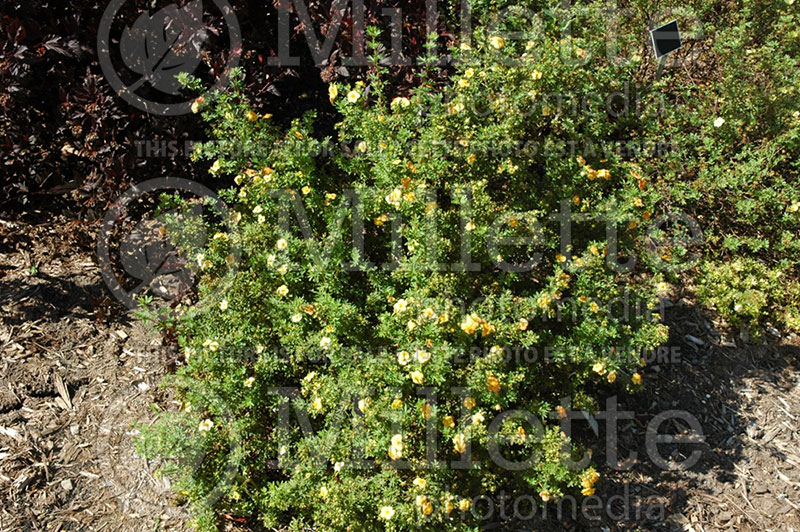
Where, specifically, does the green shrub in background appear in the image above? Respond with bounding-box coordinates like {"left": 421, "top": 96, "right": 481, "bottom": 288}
{"left": 636, "top": 0, "right": 800, "bottom": 333}
{"left": 135, "top": 0, "right": 800, "bottom": 530}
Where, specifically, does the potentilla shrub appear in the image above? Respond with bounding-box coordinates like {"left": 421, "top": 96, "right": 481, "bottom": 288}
{"left": 137, "top": 25, "right": 673, "bottom": 531}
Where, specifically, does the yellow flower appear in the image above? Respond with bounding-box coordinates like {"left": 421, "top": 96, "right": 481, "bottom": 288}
{"left": 556, "top": 253, "right": 566, "bottom": 263}
{"left": 589, "top": 301, "right": 600, "bottom": 313}
{"left": 458, "top": 498, "right": 471, "bottom": 511}
{"left": 393, "top": 298, "right": 408, "bottom": 313}
{"left": 276, "top": 284, "right": 289, "bottom": 297}
{"left": 246, "top": 110, "right": 258, "bottom": 122}
{"left": 420, "top": 402, "right": 433, "bottom": 419}
{"left": 391, "top": 398, "right": 403, "bottom": 409}
{"left": 190, "top": 96, "right": 204, "bottom": 113}
{"left": 397, "top": 350, "right": 411, "bottom": 365}
{"left": 607, "top": 371, "right": 617, "bottom": 383}
{"left": 413, "top": 477, "right": 427, "bottom": 489}
{"left": 312, "top": 397, "right": 323, "bottom": 411}
{"left": 358, "top": 398, "right": 370, "bottom": 412}
{"left": 463, "top": 397, "right": 476, "bottom": 409}
{"left": 207, "top": 340, "right": 219, "bottom": 352}
{"left": 410, "top": 370, "right": 424, "bottom": 384}
{"left": 301, "top": 186, "right": 311, "bottom": 195}
{"left": 464, "top": 67, "right": 475, "bottom": 78}
{"left": 449, "top": 101, "right": 465, "bottom": 114}
{"left": 244, "top": 376, "right": 255, "bottom": 388}
{"left": 582, "top": 486, "right": 596, "bottom": 496}
{"left": 347, "top": 90, "right": 361, "bottom": 103}
{"left": 471, "top": 411, "right": 485, "bottom": 424}
{"left": 632, "top": 372, "right": 642, "bottom": 385}
{"left": 374, "top": 214, "right": 389, "bottom": 226}
{"left": 422, "top": 307, "right": 437, "bottom": 321}
{"left": 198, "top": 419, "right": 213, "bottom": 432}
{"left": 458, "top": 78, "right": 470, "bottom": 89}
{"left": 487, "top": 375, "right": 501, "bottom": 393}
{"left": 518, "top": 318, "right": 529, "bottom": 330}
{"left": 596, "top": 169, "right": 610, "bottom": 180}
{"left": 385, "top": 187, "right": 402, "bottom": 208}
{"left": 407, "top": 320, "right": 417, "bottom": 331}
{"left": 209, "top": 159, "right": 222, "bottom": 176}
{"left": 379, "top": 506, "right": 395, "bottom": 520}
{"left": 388, "top": 434, "right": 403, "bottom": 459}
{"left": 489, "top": 36, "right": 506, "bottom": 49}
{"left": 357, "top": 141, "right": 367, "bottom": 153}
{"left": 276, "top": 238, "right": 288, "bottom": 250}
{"left": 539, "top": 490, "right": 551, "bottom": 502}
{"left": 453, "top": 433, "right": 467, "bottom": 453}
{"left": 328, "top": 84, "right": 338, "bottom": 103}
{"left": 465, "top": 221, "right": 477, "bottom": 231}
{"left": 467, "top": 153, "right": 477, "bottom": 165}
{"left": 320, "top": 336, "right": 332, "bottom": 349}
{"left": 391, "top": 96, "right": 411, "bottom": 108}
{"left": 414, "top": 349, "right": 431, "bottom": 364}
{"left": 443, "top": 415, "right": 455, "bottom": 428}
{"left": 592, "top": 361, "right": 606, "bottom": 375}
{"left": 460, "top": 313, "right": 481, "bottom": 335}
{"left": 531, "top": 69, "right": 543, "bottom": 80}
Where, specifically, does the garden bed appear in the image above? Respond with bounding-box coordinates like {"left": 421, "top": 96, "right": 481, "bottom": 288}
{"left": 1, "top": 211, "right": 797, "bottom": 531}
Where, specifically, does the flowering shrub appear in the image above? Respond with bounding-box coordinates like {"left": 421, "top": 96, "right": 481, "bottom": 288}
{"left": 136, "top": 0, "right": 800, "bottom": 530}
{"left": 136, "top": 19, "right": 675, "bottom": 529}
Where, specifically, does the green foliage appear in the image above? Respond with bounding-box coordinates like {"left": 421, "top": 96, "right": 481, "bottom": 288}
{"left": 138, "top": 0, "right": 800, "bottom": 529}
{"left": 697, "top": 258, "right": 800, "bottom": 335}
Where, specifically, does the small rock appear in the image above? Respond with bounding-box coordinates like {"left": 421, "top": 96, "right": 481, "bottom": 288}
{"left": 61, "top": 479, "right": 73, "bottom": 491}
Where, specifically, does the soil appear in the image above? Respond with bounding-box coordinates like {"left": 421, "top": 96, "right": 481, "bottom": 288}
{"left": 1, "top": 211, "right": 798, "bottom": 532}
{"left": 0, "top": 210, "right": 191, "bottom": 532}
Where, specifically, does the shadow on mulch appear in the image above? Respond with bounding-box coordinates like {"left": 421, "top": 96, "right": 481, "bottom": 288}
{"left": 492, "top": 299, "right": 800, "bottom": 532}
{"left": 582, "top": 301, "right": 800, "bottom": 532}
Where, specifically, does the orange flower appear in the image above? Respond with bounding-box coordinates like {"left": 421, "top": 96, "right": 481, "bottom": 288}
{"left": 487, "top": 375, "right": 501, "bottom": 393}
